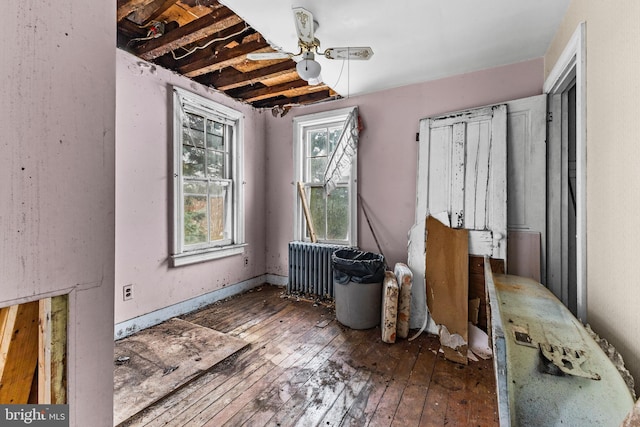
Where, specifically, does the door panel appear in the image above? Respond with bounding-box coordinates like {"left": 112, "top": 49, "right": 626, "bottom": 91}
{"left": 409, "top": 104, "right": 507, "bottom": 330}
{"left": 416, "top": 104, "right": 507, "bottom": 259}
{"left": 505, "top": 95, "right": 547, "bottom": 282}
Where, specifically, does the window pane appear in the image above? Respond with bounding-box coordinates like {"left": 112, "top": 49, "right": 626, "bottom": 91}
{"left": 183, "top": 113, "right": 205, "bottom": 148}
{"left": 309, "top": 187, "right": 326, "bottom": 239}
{"left": 309, "top": 157, "right": 327, "bottom": 183}
{"left": 207, "top": 120, "right": 224, "bottom": 135}
{"left": 206, "top": 150, "right": 225, "bottom": 178}
{"left": 328, "top": 126, "right": 342, "bottom": 154}
{"left": 183, "top": 181, "right": 207, "bottom": 194}
{"left": 309, "top": 129, "right": 327, "bottom": 157}
{"left": 327, "top": 187, "right": 349, "bottom": 240}
{"left": 186, "top": 112, "right": 205, "bottom": 131}
{"left": 183, "top": 128, "right": 204, "bottom": 148}
{"left": 182, "top": 146, "right": 205, "bottom": 177}
{"left": 206, "top": 121, "right": 224, "bottom": 150}
{"left": 207, "top": 133, "right": 224, "bottom": 150}
{"left": 209, "top": 182, "right": 230, "bottom": 242}
{"left": 184, "top": 195, "right": 207, "bottom": 245}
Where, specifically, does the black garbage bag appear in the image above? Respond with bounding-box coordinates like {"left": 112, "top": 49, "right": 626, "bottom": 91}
{"left": 332, "top": 249, "right": 385, "bottom": 285}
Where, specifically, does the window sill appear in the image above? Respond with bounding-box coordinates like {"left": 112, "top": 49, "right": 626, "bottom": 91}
{"left": 170, "top": 244, "right": 247, "bottom": 267}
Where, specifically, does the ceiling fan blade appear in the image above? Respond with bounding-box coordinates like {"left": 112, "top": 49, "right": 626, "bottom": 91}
{"left": 292, "top": 7, "right": 315, "bottom": 44}
{"left": 324, "top": 47, "right": 374, "bottom": 60}
{"left": 247, "top": 52, "right": 292, "bottom": 61}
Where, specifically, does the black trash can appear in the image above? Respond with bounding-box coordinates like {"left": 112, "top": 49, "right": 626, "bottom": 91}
{"left": 332, "top": 249, "right": 385, "bottom": 329}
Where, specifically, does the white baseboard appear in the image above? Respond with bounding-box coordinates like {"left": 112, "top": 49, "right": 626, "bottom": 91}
{"left": 114, "top": 275, "right": 286, "bottom": 340}
{"left": 265, "top": 273, "right": 288, "bottom": 286}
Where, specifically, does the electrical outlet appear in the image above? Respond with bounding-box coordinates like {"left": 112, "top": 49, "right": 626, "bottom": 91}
{"left": 123, "top": 284, "right": 133, "bottom": 301}
{"left": 244, "top": 256, "right": 249, "bottom": 266}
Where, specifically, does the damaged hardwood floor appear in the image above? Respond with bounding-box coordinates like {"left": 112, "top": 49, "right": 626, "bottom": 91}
{"left": 119, "top": 285, "right": 498, "bottom": 427}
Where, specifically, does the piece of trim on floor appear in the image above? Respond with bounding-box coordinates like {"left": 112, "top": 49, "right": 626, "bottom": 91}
{"left": 114, "top": 275, "right": 280, "bottom": 340}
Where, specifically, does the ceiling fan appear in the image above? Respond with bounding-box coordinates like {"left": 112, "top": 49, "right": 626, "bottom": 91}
{"left": 247, "top": 7, "right": 374, "bottom": 84}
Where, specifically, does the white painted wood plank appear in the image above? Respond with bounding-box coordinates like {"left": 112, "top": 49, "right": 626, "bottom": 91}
{"left": 451, "top": 122, "right": 466, "bottom": 229}
{"left": 474, "top": 120, "right": 492, "bottom": 230}
{"left": 468, "top": 230, "right": 493, "bottom": 256}
{"left": 489, "top": 105, "right": 508, "bottom": 260}
{"left": 407, "top": 220, "right": 426, "bottom": 330}
{"left": 464, "top": 121, "right": 480, "bottom": 230}
{"left": 415, "top": 118, "right": 432, "bottom": 221}
{"left": 427, "top": 126, "right": 452, "bottom": 214}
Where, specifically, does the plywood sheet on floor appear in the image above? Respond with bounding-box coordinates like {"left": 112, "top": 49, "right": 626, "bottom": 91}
{"left": 113, "top": 317, "right": 248, "bottom": 425}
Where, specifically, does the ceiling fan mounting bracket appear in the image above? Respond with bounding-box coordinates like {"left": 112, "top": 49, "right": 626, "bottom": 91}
{"left": 298, "top": 37, "right": 321, "bottom": 53}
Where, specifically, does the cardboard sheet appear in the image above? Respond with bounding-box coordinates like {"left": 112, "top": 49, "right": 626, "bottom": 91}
{"left": 425, "top": 215, "right": 469, "bottom": 364}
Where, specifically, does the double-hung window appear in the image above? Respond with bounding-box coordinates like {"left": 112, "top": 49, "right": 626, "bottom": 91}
{"left": 171, "top": 87, "right": 244, "bottom": 266}
{"left": 293, "top": 107, "right": 358, "bottom": 246}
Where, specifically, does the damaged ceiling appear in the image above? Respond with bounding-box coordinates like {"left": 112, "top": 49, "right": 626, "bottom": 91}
{"left": 116, "top": 0, "right": 338, "bottom": 109}
{"left": 117, "top": 0, "right": 571, "bottom": 110}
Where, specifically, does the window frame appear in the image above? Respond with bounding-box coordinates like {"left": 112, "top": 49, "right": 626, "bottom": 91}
{"left": 171, "top": 87, "right": 245, "bottom": 267}
{"left": 293, "top": 107, "right": 358, "bottom": 246}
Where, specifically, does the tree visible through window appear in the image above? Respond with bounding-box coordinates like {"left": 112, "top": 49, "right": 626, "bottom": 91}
{"left": 182, "top": 111, "right": 231, "bottom": 246}
{"left": 294, "top": 107, "right": 358, "bottom": 246}
{"left": 172, "top": 87, "right": 244, "bottom": 267}
{"left": 307, "top": 125, "right": 350, "bottom": 241}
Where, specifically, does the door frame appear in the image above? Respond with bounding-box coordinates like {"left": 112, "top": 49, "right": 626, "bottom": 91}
{"left": 544, "top": 22, "right": 587, "bottom": 321}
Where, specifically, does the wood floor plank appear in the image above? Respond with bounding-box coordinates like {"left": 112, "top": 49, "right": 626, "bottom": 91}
{"left": 263, "top": 330, "right": 366, "bottom": 425}
{"left": 340, "top": 372, "right": 389, "bottom": 426}
{"left": 240, "top": 330, "right": 350, "bottom": 427}
{"left": 391, "top": 342, "right": 438, "bottom": 426}
{"left": 125, "top": 294, "right": 305, "bottom": 426}
{"left": 318, "top": 368, "right": 372, "bottom": 427}
{"left": 171, "top": 296, "right": 335, "bottom": 426}
{"left": 198, "top": 318, "right": 343, "bottom": 425}
{"left": 161, "top": 308, "right": 321, "bottom": 426}
{"left": 220, "top": 323, "right": 344, "bottom": 426}
{"left": 420, "top": 382, "right": 448, "bottom": 426}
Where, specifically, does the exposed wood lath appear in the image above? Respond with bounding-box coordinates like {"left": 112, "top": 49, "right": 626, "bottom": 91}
{"left": 116, "top": 0, "right": 338, "bottom": 109}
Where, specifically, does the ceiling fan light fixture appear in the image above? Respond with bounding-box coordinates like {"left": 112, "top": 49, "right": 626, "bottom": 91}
{"left": 296, "top": 51, "right": 321, "bottom": 81}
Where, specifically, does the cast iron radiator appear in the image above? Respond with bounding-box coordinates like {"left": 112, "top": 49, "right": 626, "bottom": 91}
{"left": 288, "top": 242, "right": 344, "bottom": 299}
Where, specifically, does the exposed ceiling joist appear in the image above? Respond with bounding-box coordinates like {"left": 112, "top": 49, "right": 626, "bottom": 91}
{"left": 253, "top": 90, "right": 334, "bottom": 109}
{"left": 135, "top": 7, "right": 243, "bottom": 60}
{"left": 206, "top": 60, "right": 295, "bottom": 91}
{"left": 230, "top": 79, "right": 309, "bottom": 101}
{"left": 127, "top": 0, "right": 179, "bottom": 26}
{"left": 117, "top": 0, "right": 159, "bottom": 22}
{"left": 181, "top": 41, "right": 271, "bottom": 77}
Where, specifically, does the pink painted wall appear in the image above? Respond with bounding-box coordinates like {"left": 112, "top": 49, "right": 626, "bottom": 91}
{"left": 115, "top": 50, "right": 267, "bottom": 324}
{"left": 265, "top": 59, "right": 544, "bottom": 277}
{"left": 1, "top": 1, "right": 116, "bottom": 425}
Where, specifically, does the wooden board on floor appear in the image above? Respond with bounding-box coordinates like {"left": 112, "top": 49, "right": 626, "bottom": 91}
{"left": 113, "top": 317, "right": 248, "bottom": 426}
